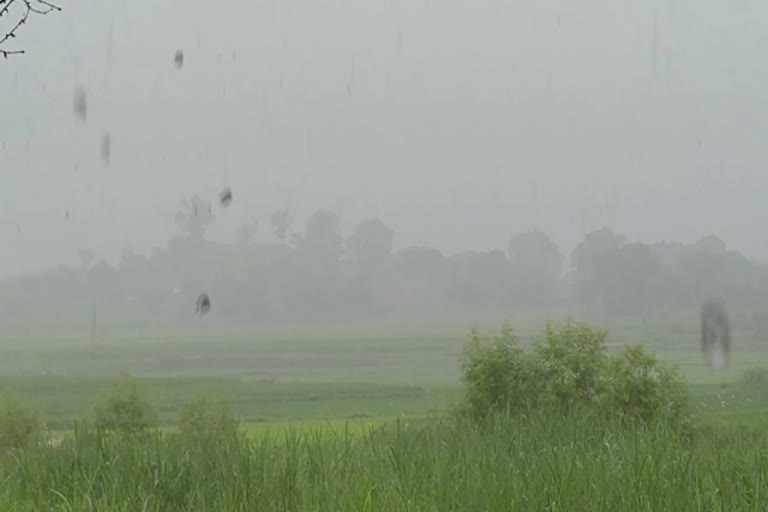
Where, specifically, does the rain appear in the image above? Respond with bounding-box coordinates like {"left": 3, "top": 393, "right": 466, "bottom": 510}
{"left": 73, "top": 86, "right": 87, "bottom": 122}
{"left": 174, "top": 49, "right": 184, "bottom": 69}
{"left": 2, "top": 0, "right": 768, "bottom": 507}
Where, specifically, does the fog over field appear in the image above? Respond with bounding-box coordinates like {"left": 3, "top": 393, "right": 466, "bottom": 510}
{"left": 5, "top": 3, "right": 768, "bottom": 511}
{"left": 2, "top": 0, "right": 767, "bottom": 278}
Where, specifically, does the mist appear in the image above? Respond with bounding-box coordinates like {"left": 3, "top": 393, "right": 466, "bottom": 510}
{"left": 2, "top": 0, "right": 767, "bottom": 279}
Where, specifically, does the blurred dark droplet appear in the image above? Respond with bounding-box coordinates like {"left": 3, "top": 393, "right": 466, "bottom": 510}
{"left": 701, "top": 300, "right": 731, "bottom": 369}
{"left": 100, "top": 132, "right": 111, "bottom": 166}
{"left": 174, "top": 49, "right": 184, "bottom": 69}
{"left": 16, "top": 225, "right": 20, "bottom": 234}
{"left": 65, "top": 210, "right": 69, "bottom": 220}
{"left": 196, "top": 293, "right": 211, "bottom": 316}
{"left": 73, "top": 86, "right": 87, "bottom": 122}
{"left": 219, "top": 188, "right": 233, "bottom": 208}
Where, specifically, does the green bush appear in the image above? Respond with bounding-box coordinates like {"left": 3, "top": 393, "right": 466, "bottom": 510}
{"left": 604, "top": 345, "right": 689, "bottom": 427}
{"left": 460, "top": 320, "right": 690, "bottom": 427}
{"left": 531, "top": 321, "right": 609, "bottom": 412}
{"left": 460, "top": 322, "right": 533, "bottom": 421}
{"left": 95, "top": 378, "right": 156, "bottom": 436}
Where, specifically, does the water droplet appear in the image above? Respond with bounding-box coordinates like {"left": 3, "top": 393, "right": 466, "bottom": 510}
{"left": 219, "top": 188, "right": 233, "bottom": 208}
{"left": 100, "top": 132, "right": 111, "bottom": 166}
{"left": 73, "top": 85, "right": 87, "bottom": 121}
{"left": 196, "top": 293, "right": 211, "bottom": 316}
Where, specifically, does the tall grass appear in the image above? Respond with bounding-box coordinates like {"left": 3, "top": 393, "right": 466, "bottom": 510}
{"left": 1, "top": 412, "right": 767, "bottom": 511}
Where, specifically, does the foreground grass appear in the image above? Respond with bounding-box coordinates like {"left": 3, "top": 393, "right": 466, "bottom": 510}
{"left": 2, "top": 412, "right": 768, "bottom": 511}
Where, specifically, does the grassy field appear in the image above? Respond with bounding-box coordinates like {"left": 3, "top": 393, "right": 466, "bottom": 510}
{"left": 0, "top": 315, "right": 765, "bottom": 428}
{"left": 1, "top": 316, "right": 768, "bottom": 509}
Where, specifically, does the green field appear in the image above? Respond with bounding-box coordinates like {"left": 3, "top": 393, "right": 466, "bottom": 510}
{"left": 0, "top": 317, "right": 766, "bottom": 427}
{"left": 1, "top": 317, "right": 768, "bottom": 509}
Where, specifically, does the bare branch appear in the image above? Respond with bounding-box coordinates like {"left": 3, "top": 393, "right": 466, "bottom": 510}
{"left": 0, "top": 0, "right": 61, "bottom": 58}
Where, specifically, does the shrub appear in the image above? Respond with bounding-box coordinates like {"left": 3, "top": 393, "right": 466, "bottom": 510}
{"left": 460, "top": 322, "right": 533, "bottom": 421}
{"left": 460, "top": 320, "right": 690, "bottom": 427}
{"left": 603, "top": 345, "right": 689, "bottom": 426}
{"left": 531, "top": 321, "right": 609, "bottom": 412}
{"left": 95, "top": 378, "right": 155, "bottom": 436}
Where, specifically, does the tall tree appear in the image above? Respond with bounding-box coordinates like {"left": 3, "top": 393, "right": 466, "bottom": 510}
{"left": 299, "top": 210, "right": 343, "bottom": 267}
{"left": 570, "top": 227, "right": 625, "bottom": 275}
{"left": 347, "top": 218, "right": 395, "bottom": 272}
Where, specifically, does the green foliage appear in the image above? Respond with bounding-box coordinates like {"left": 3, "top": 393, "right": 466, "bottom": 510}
{"left": 604, "top": 345, "right": 689, "bottom": 427}
{"left": 0, "top": 399, "right": 41, "bottom": 451}
{"left": 460, "top": 320, "right": 690, "bottom": 426}
{"left": 95, "top": 378, "right": 155, "bottom": 436}
{"left": 460, "top": 322, "right": 532, "bottom": 420}
{"left": 531, "top": 321, "right": 609, "bottom": 411}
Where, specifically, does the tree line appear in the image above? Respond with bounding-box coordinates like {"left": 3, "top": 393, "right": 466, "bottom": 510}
{"left": 2, "top": 196, "right": 767, "bottom": 329}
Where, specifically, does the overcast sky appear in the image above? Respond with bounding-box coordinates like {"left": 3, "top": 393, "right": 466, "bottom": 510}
{"left": 1, "top": 0, "right": 766, "bottom": 277}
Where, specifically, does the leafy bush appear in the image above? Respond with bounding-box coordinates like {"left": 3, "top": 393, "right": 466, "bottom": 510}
{"left": 460, "top": 323, "right": 533, "bottom": 421}
{"left": 460, "top": 320, "right": 690, "bottom": 427}
{"left": 95, "top": 378, "right": 155, "bottom": 436}
{"left": 0, "top": 399, "right": 41, "bottom": 451}
{"left": 603, "top": 345, "right": 689, "bottom": 427}
{"left": 531, "top": 321, "right": 609, "bottom": 412}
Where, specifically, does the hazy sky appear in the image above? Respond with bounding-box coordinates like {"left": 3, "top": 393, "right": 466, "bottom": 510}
{"left": 1, "top": 0, "right": 767, "bottom": 277}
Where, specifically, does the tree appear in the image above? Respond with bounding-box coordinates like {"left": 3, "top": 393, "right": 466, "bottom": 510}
{"left": 396, "top": 246, "right": 445, "bottom": 280}
{"left": 570, "top": 227, "right": 625, "bottom": 275}
{"left": 0, "top": 0, "right": 61, "bottom": 58}
{"left": 299, "top": 210, "right": 343, "bottom": 265}
{"left": 591, "top": 242, "right": 662, "bottom": 315}
{"left": 174, "top": 195, "right": 215, "bottom": 240}
{"left": 269, "top": 210, "right": 292, "bottom": 244}
{"left": 694, "top": 235, "right": 726, "bottom": 255}
{"left": 347, "top": 218, "right": 395, "bottom": 272}
{"left": 448, "top": 250, "right": 508, "bottom": 305}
